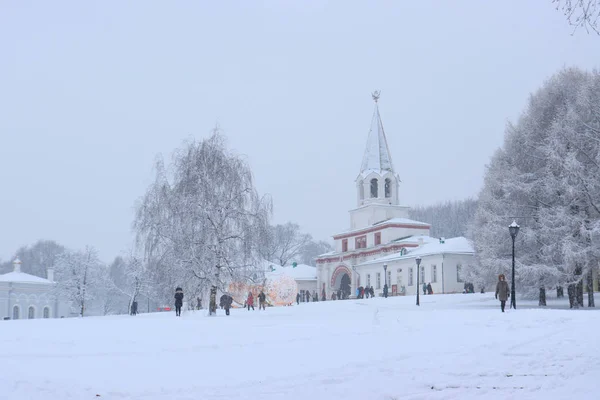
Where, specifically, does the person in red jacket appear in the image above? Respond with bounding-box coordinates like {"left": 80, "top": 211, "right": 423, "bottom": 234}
{"left": 246, "top": 292, "right": 254, "bottom": 311}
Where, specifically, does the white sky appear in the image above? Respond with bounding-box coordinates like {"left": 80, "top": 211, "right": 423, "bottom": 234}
{"left": 1, "top": 1, "right": 599, "bottom": 262}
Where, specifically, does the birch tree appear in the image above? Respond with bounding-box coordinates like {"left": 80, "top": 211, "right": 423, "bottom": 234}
{"left": 134, "top": 130, "right": 272, "bottom": 310}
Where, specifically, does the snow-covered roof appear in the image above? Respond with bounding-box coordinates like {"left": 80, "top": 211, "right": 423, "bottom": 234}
{"left": 0, "top": 271, "right": 54, "bottom": 284}
{"left": 359, "top": 102, "right": 394, "bottom": 175}
{"left": 266, "top": 263, "right": 317, "bottom": 281}
{"left": 334, "top": 217, "right": 430, "bottom": 237}
{"left": 358, "top": 236, "right": 474, "bottom": 266}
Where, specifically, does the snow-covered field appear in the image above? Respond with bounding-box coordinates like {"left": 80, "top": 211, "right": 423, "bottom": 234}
{"left": 2, "top": 293, "right": 599, "bottom": 400}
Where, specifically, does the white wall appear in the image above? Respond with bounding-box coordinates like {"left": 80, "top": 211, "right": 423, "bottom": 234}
{"left": 0, "top": 283, "right": 71, "bottom": 320}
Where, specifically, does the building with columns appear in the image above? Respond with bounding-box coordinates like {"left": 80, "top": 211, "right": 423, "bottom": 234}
{"left": 0, "top": 258, "right": 71, "bottom": 320}
{"left": 315, "top": 94, "right": 475, "bottom": 299}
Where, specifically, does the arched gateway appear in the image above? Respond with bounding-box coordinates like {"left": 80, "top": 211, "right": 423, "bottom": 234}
{"left": 331, "top": 265, "right": 352, "bottom": 299}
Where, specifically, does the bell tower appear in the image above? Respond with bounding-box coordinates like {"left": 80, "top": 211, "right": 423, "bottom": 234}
{"left": 351, "top": 92, "right": 409, "bottom": 230}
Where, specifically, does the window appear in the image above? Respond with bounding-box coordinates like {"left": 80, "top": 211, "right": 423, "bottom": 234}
{"left": 342, "top": 239, "right": 348, "bottom": 252}
{"left": 13, "top": 306, "right": 19, "bottom": 320}
{"left": 408, "top": 268, "right": 414, "bottom": 286}
{"left": 387, "top": 271, "right": 391, "bottom": 287}
{"left": 355, "top": 236, "right": 366, "bottom": 249}
{"left": 420, "top": 266, "right": 425, "bottom": 283}
{"left": 457, "top": 264, "right": 463, "bottom": 282}
{"left": 374, "top": 232, "right": 381, "bottom": 246}
{"left": 432, "top": 265, "right": 437, "bottom": 283}
{"left": 397, "top": 269, "right": 403, "bottom": 286}
{"left": 376, "top": 272, "right": 381, "bottom": 289}
{"left": 385, "top": 178, "right": 391, "bottom": 198}
{"left": 43, "top": 307, "right": 50, "bottom": 318}
{"left": 28, "top": 306, "right": 35, "bottom": 319}
{"left": 366, "top": 274, "right": 371, "bottom": 287}
{"left": 359, "top": 181, "right": 364, "bottom": 200}
{"left": 370, "top": 178, "right": 378, "bottom": 198}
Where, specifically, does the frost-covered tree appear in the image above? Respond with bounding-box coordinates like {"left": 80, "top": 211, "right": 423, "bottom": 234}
{"left": 409, "top": 199, "right": 478, "bottom": 238}
{"left": 0, "top": 240, "right": 65, "bottom": 277}
{"left": 109, "top": 254, "right": 153, "bottom": 313}
{"left": 298, "top": 239, "right": 334, "bottom": 266}
{"left": 467, "top": 67, "right": 600, "bottom": 305}
{"left": 261, "top": 222, "right": 312, "bottom": 267}
{"left": 55, "top": 246, "right": 103, "bottom": 317}
{"left": 134, "top": 130, "right": 272, "bottom": 309}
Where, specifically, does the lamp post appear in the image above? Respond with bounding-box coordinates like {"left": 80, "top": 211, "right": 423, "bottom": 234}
{"left": 415, "top": 257, "right": 422, "bottom": 306}
{"left": 383, "top": 264, "right": 388, "bottom": 298}
{"left": 509, "top": 220, "right": 520, "bottom": 310}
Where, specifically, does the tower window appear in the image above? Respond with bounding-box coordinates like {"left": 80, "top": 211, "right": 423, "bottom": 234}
{"left": 370, "top": 178, "right": 378, "bottom": 198}
{"left": 359, "top": 181, "right": 364, "bottom": 200}
{"left": 374, "top": 232, "right": 381, "bottom": 245}
{"left": 342, "top": 239, "right": 348, "bottom": 252}
{"left": 385, "top": 178, "right": 392, "bottom": 198}
{"left": 355, "top": 236, "right": 367, "bottom": 249}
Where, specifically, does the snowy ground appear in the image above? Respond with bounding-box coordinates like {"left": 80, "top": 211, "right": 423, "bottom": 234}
{"left": 2, "top": 293, "right": 599, "bottom": 400}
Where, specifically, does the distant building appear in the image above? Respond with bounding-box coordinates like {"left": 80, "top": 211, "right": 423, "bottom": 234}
{"left": 315, "top": 94, "right": 475, "bottom": 298}
{"left": 0, "top": 258, "right": 71, "bottom": 320}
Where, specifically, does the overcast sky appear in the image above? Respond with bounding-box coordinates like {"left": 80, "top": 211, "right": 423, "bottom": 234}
{"left": 1, "top": 1, "right": 599, "bottom": 262}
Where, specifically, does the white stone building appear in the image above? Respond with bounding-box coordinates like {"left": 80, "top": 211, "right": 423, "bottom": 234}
{"left": 315, "top": 95, "right": 475, "bottom": 299}
{"left": 0, "top": 258, "right": 71, "bottom": 320}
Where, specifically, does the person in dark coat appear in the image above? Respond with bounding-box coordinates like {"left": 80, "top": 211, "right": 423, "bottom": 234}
{"left": 296, "top": 292, "right": 301, "bottom": 305}
{"left": 306, "top": 291, "right": 311, "bottom": 302}
{"left": 130, "top": 301, "right": 138, "bottom": 316}
{"left": 495, "top": 274, "right": 510, "bottom": 312}
{"left": 369, "top": 286, "right": 374, "bottom": 298}
{"left": 427, "top": 283, "right": 433, "bottom": 295}
{"left": 220, "top": 294, "right": 233, "bottom": 316}
{"left": 174, "top": 287, "right": 184, "bottom": 316}
{"left": 423, "top": 282, "right": 427, "bottom": 295}
{"left": 247, "top": 292, "right": 255, "bottom": 311}
{"left": 258, "top": 290, "right": 267, "bottom": 310}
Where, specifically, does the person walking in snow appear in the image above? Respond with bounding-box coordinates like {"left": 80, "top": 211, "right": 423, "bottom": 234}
{"left": 495, "top": 274, "right": 510, "bottom": 312}
{"left": 174, "top": 287, "right": 184, "bottom": 317}
{"left": 427, "top": 283, "right": 433, "bottom": 295}
{"left": 247, "top": 292, "right": 255, "bottom": 311}
{"left": 296, "top": 292, "right": 301, "bottom": 305}
{"left": 423, "top": 282, "right": 427, "bottom": 295}
{"left": 369, "top": 286, "right": 374, "bottom": 298}
{"left": 130, "top": 301, "right": 138, "bottom": 316}
{"left": 258, "top": 290, "right": 267, "bottom": 310}
{"left": 220, "top": 294, "right": 233, "bottom": 316}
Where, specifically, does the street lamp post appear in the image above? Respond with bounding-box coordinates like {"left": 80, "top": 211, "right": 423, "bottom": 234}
{"left": 509, "top": 220, "right": 520, "bottom": 310}
{"left": 383, "top": 264, "right": 388, "bottom": 298}
{"left": 415, "top": 257, "right": 422, "bottom": 306}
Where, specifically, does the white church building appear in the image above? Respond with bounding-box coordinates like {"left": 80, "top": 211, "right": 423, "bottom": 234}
{"left": 315, "top": 94, "right": 475, "bottom": 299}
{"left": 0, "top": 258, "right": 71, "bottom": 320}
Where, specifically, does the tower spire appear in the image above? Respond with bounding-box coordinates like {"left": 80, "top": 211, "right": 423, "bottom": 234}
{"left": 360, "top": 91, "right": 394, "bottom": 175}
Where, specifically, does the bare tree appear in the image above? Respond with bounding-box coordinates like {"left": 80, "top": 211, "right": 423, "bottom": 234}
{"left": 134, "top": 129, "right": 272, "bottom": 314}
{"left": 554, "top": 0, "right": 600, "bottom": 34}
{"left": 261, "top": 223, "right": 312, "bottom": 266}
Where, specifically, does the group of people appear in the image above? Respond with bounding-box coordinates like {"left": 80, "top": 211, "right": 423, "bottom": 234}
{"left": 422, "top": 282, "right": 434, "bottom": 295}
{"left": 355, "top": 286, "right": 375, "bottom": 299}
{"left": 244, "top": 291, "right": 267, "bottom": 311}
{"left": 295, "top": 291, "right": 320, "bottom": 304}
{"left": 169, "top": 275, "right": 512, "bottom": 316}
